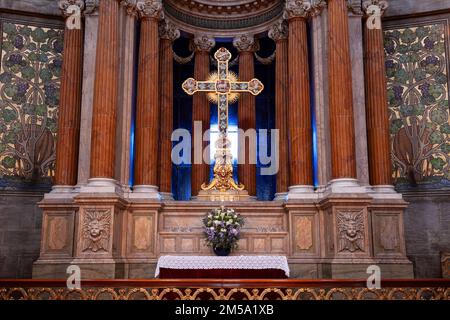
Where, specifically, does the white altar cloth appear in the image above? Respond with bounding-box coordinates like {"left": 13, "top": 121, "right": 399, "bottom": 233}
{"left": 155, "top": 255, "right": 290, "bottom": 277}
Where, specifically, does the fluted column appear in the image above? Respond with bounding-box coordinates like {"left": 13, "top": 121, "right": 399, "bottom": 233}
{"left": 363, "top": 0, "right": 392, "bottom": 188}
{"left": 54, "top": 0, "right": 84, "bottom": 189}
{"left": 191, "top": 35, "right": 215, "bottom": 197}
{"left": 89, "top": 0, "right": 120, "bottom": 183}
{"left": 285, "top": 1, "right": 324, "bottom": 197}
{"left": 328, "top": 0, "right": 357, "bottom": 181}
{"left": 133, "top": 0, "right": 162, "bottom": 197}
{"left": 234, "top": 34, "right": 258, "bottom": 197}
{"left": 159, "top": 21, "right": 180, "bottom": 199}
{"left": 269, "top": 20, "right": 289, "bottom": 198}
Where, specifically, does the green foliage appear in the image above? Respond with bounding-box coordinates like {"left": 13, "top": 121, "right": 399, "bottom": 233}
{"left": 430, "top": 157, "right": 445, "bottom": 171}
{"left": 1, "top": 156, "right": 15, "bottom": 169}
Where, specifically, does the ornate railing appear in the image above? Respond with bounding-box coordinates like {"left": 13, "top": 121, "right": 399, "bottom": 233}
{"left": 1, "top": 279, "right": 449, "bottom": 300}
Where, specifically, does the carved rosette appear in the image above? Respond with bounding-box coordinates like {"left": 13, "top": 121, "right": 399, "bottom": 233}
{"left": 81, "top": 209, "right": 112, "bottom": 253}
{"left": 136, "top": 0, "right": 163, "bottom": 20}
{"left": 58, "top": 0, "right": 85, "bottom": 17}
{"left": 268, "top": 19, "right": 288, "bottom": 41}
{"left": 284, "top": 0, "right": 326, "bottom": 19}
{"left": 336, "top": 210, "right": 365, "bottom": 253}
{"left": 192, "top": 34, "right": 216, "bottom": 52}
{"left": 233, "top": 34, "right": 259, "bottom": 52}
{"left": 159, "top": 20, "right": 180, "bottom": 42}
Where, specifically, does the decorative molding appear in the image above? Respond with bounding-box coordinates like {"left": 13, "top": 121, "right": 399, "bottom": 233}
{"left": 159, "top": 20, "right": 180, "bottom": 41}
{"left": 268, "top": 19, "right": 288, "bottom": 41}
{"left": 192, "top": 34, "right": 216, "bottom": 52}
{"left": 336, "top": 210, "right": 365, "bottom": 253}
{"left": 58, "top": 0, "right": 85, "bottom": 17}
{"left": 136, "top": 0, "right": 163, "bottom": 19}
{"left": 284, "top": 0, "right": 326, "bottom": 19}
{"left": 81, "top": 209, "right": 111, "bottom": 253}
{"left": 233, "top": 34, "right": 259, "bottom": 52}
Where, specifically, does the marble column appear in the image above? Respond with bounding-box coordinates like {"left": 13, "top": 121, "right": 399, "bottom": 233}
{"left": 115, "top": 0, "right": 138, "bottom": 191}
{"left": 234, "top": 34, "right": 258, "bottom": 197}
{"left": 363, "top": 0, "right": 395, "bottom": 193}
{"left": 284, "top": 1, "right": 318, "bottom": 198}
{"left": 88, "top": 0, "right": 120, "bottom": 189}
{"left": 159, "top": 21, "right": 180, "bottom": 200}
{"left": 132, "top": 0, "right": 162, "bottom": 198}
{"left": 191, "top": 35, "right": 215, "bottom": 197}
{"left": 328, "top": 0, "right": 359, "bottom": 189}
{"left": 268, "top": 20, "right": 289, "bottom": 199}
{"left": 53, "top": 0, "right": 84, "bottom": 192}
{"left": 77, "top": 1, "right": 99, "bottom": 187}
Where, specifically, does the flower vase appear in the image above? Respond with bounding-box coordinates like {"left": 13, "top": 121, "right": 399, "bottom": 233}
{"left": 213, "top": 247, "right": 231, "bottom": 256}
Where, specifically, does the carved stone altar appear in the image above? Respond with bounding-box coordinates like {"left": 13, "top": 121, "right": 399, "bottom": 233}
{"left": 33, "top": 195, "right": 413, "bottom": 279}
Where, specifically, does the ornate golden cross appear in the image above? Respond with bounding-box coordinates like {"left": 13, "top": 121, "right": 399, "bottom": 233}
{"left": 182, "top": 47, "right": 264, "bottom": 192}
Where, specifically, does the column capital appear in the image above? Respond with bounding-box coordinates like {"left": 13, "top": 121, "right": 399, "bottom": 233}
{"left": 233, "top": 34, "right": 259, "bottom": 52}
{"left": 192, "top": 34, "right": 216, "bottom": 52}
{"left": 84, "top": 0, "right": 99, "bottom": 15}
{"left": 362, "top": 0, "right": 388, "bottom": 16}
{"left": 59, "top": 0, "right": 85, "bottom": 17}
{"left": 268, "top": 19, "right": 288, "bottom": 42}
{"left": 284, "top": 0, "right": 326, "bottom": 20}
{"left": 159, "top": 20, "right": 180, "bottom": 42}
{"left": 136, "top": 0, "right": 163, "bottom": 20}
{"left": 120, "top": 0, "right": 139, "bottom": 17}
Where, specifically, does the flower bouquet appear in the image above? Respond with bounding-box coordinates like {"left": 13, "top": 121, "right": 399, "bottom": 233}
{"left": 203, "top": 206, "right": 244, "bottom": 256}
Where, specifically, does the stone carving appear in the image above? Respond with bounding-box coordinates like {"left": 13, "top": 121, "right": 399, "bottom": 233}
{"left": 337, "top": 210, "right": 365, "bottom": 253}
{"left": 295, "top": 216, "right": 313, "bottom": 250}
{"left": 284, "top": 0, "right": 326, "bottom": 19}
{"left": 233, "top": 34, "right": 259, "bottom": 52}
{"left": 159, "top": 20, "right": 180, "bottom": 41}
{"left": 442, "top": 253, "right": 450, "bottom": 278}
{"left": 347, "top": 0, "right": 363, "bottom": 15}
{"left": 81, "top": 209, "right": 111, "bottom": 252}
{"left": 192, "top": 35, "right": 216, "bottom": 52}
{"left": 48, "top": 217, "right": 68, "bottom": 250}
{"left": 268, "top": 19, "right": 288, "bottom": 41}
{"left": 254, "top": 226, "right": 283, "bottom": 233}
{"left": 362, "top": 0, "right": 388, "bottom": 30}
{"left": 136, "top": 0, "right": 163, "bottom": 19}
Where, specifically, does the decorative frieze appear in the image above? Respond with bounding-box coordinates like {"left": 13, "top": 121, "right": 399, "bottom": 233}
{"left": 284, "top": 0, "right": 326, "bottom": 19}
{"left": 268, "top": 19, "right": 288, "bottom": 41}
{"left": 159, "top": 20, "right": 180, "bottom": 42}
{"left": 136, "top": 0, "right": 163, "bottom": 19}
{"left": 233, "top": 34, "right": 259, "bottom": 52}
{"left": 192, "top": 34, "right": 216, "bottom": 52}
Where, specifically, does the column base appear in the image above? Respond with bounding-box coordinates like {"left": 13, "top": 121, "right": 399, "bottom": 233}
{"left": 369, "top": 185, "right": 403, "bottom": 200}
{"left": 326, "top": 178, "right": 367, "bottom": 194}
{"left": 79, "top": 178, "right": 124, "bottom": 195}
{"left": 160, "top": 192, "right": 174, "bottom": 201}
{"left": 273, "top": 192, "right": 288, "bottom": 201}
{"left": 129, "top": 185, "right": 161, "bottom": 200}
{"left": 288, "top": 185, "right": 318, "bottom": 200}
{"left": 44, "top": 185, "right": 78, "bottom": 199}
